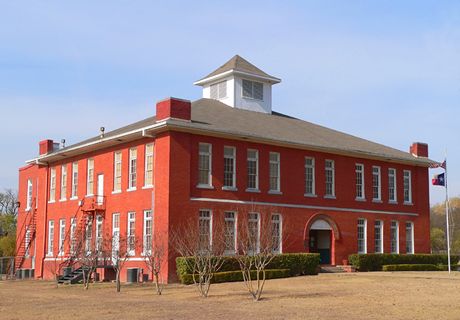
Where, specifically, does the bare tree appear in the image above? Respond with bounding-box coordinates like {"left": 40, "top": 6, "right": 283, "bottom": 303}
{"left": 0, "top": 189, "right": 18, "bottom": 217}
{"left": 107, "top": 233, "right": 133, "bottom": 292}
{"left": 236, "top": 210, "right": 283, "bottom": 301}
{"left": 143, "top": 230, "right": 166, "bottom": 295}
{"left": 171, "top": 214, "right": 226, "bottom": 298}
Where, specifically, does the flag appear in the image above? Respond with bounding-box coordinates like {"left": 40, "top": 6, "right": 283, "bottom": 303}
{"left": 432, "top": 173, "right": 446, "bottom": 186}
{"left": 430, "top": 160, "right": 446, "bottom": 169}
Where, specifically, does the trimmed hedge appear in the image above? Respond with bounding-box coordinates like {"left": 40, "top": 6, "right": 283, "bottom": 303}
{"left": 176, "top": 253, "right": 320, "bottom": 284}
{"left": 348, "top": 254, "right": 460, "bottom": 272}
{"left": 181, "top": 269, "right": 291, "bottom": 285}
{"left": 383, "top": 264, "right": 442, "bottom": 272}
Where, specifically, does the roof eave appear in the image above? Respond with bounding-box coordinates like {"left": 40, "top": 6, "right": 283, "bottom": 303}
{"left": 194, "top": 69, "right": 281, "bottom": 86}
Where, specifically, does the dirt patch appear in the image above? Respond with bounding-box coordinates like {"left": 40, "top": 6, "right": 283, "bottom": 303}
{"left": 1, "top": 272, "right": 460, "bottom": 320}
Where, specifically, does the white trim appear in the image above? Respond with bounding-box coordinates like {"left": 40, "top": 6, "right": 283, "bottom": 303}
{"left": 127, "top": 211, "right": 136, "bottom": 256}
{"left": 357, "top": 218, "right": 367, "bottom": 254}
{"left": 269, "top": 152, "right": 280, "bottom": 192}
{"left": 405, "top": 221, "right": 415, "bottom": 254}
{"left": 304, "top": 157, "right": 315, "bottom": 196}
{"left": 390, "top": 220, "right": 400, "bottom": 253}
{"left": 198, "top": 143, "right": 213, "bottom": 187}
{"left": 388, "top": 168, "right": 397, "bottom": 203}
{"left": 223, "top": 146, "right": 236, "bottom": 189}
{"left": 190, "top": 197, "right": 419, "bottom": 216}
{"left": 403, "top": 170, "right": 412, "bottom": 204}
{"left": 194, "top": 69, "right": 281, "bottom": 86}
{"left": 247, "top": 149, "right": 259, "bottom": 190}
{"left": 325, "top": 159, "right": 335, "bottom": 197}
{"left": 355, "top": 163, "right": 365, "bottom": 200}
{"left": 144, "top": 143, "right": 154, "bottom": 188}
{"left": 374, "top": 220, "right": 384, "bottom": 253}
{"left": 372, "top": 166, "right": 382, "bottom": 201}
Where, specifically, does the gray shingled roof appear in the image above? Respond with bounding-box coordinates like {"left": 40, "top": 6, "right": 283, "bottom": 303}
{"left": 197, "top": 55, "right": 280, "bottom": 82}
{"left": 37, "top": 98, "right": 430, "bottom": 166}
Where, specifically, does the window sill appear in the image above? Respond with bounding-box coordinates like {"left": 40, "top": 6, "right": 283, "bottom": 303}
{"left": 70, "top": 197, "right": 78, "bottom": 201}
{"left": 268, "top": 190, "right": 282, "bottom": 195}
{"left": 304, "top": 193, "right": 317, "bottom": 198}
{"left": 324, "top": 195, "right": 336, "bottom": 200}
{"left": 388, "top": 200, "right": 398, "bottom": 205}
{"left": 403, "top": 202, "right": 413, "bottom": 206}
{"left": 48, "top": 200, "right": 55, "bottom": 204}
{"left": 355, "top": 197, "right": 366, "bottom": 202}
{"left": 197, "top": 184, "right": 214, "bottom": 190}
{"left": 59, "top": 198, "right": 67, "bottom": 202}
{"left": 142, "top": 185, "right": 154, "bottom": 190}
{"left": 222, "top": 186, "right": 238, "bottom": 191}
{"left": 245, "top": 188, "right": 261, "bottom": 193}
{"left": 126, "top": 188, "right": 137, "bottom": 192}
{"left": 112, "top": 190, "right": 122, "bottom": 195}
{"left": 372, "top": 199, "right": 383, "bottom": 203}
{"left": 25, "top": 207, "right": 31, "bottom": 212}
{"left": 85, "top": 194, "right": 94, "bottom": 198}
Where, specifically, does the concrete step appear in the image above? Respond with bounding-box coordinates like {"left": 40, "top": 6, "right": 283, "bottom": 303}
{"left": 320, "top": 266, "right": 345, "bottom": 273}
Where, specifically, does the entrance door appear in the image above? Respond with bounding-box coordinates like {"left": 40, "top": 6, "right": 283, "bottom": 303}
{"left": 97, "top": 174, "right": 104, "bottom": 205}
{"left": 309, "top": 219, "right": 333, "bottom": 265}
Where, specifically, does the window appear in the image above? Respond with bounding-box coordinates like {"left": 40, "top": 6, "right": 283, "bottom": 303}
{"left": 355, "top": 164, "right": 365, "bottom": 200}
{"left": 95, "top": 215, "right": 103, "bottom": 253}
{"left": 403, "top": 170, "right": 412, "bottom": 204}
{"left": 113, "top": 151, "right": 122, "bottom": 192}
{"left": 198, "top": 143, "right": 212, "bottom": 186}
{"left": 47, "top": 220, "right": 54, "bottom": 256}
{"left": 128, "top": 148, "right": 137, "bottom": 190}
{"left": 357, "top": 218, "right": 367, "bottom": 254}
{"left": 71, "top": 162, "right": 78, "bottom": 198}
{"left": 305, "top": 157, "right": 315, "bottom": 196}
{"left": 50, "top": 167, "right": 56, "bottom": 202}
{"left": 143, "top": 210, "right": 153, "bottom": 254}
{"left": 85, "top": 219, "right": 93, "bottom": 253}
{"left": 272, "top": 214, "right": 282, "bottom": 254}
{"left": 224, "top": 212, "right": 236, "bottom": 255}
{"left": 325, "top": 160, "right": 335, "bottom": 197}
{"left": 388, "top": 168, "right": 397, "bottom": 202}
{"left": 199, "top": 210, "right": 212, "bottom": 250}
{"left": 247, "top": 149, "right": 259, "bottom": 190}
{"left": 112, "top": 213, "right": 120, "bottom": 254}
{"left": 70, "top": 218, "right": 76, "bottom": 254}
{"left": 269, "top": 152, "right": 280, "bottom": 192}
{"left": 210, "top": 80, "right": 227, "bottom": 99}
{"left": 60, "top": 165, "right": 67, "bottom": 201}
{"left": 26, "top": 179, "right": 33, "bottom": 210}
{"left": 58, "top": 219, "right": 65, "bottom": 255}
{"left": 145, "top": 144, "right": 154, "bottom": 187}
{"left": 25, "top": 227, "right": 31, "bottom": 257}
{"left": 390, "top": 221, "right": 399, "bottom": 253}
{"left": 223, "top": 146, "right": 236, "bottom": 189}
{"left": 406, "top": 222, "right": 414, "bottom": 254}
{"left": 86, "top": 159, "right": 94, "bottom": 196}
{"left": 372, "top": 166, "right": 381, "bottom": 201}
{"left": 248, "top": 213, "right": 260, "bottom": 254}
{"left": 127, "top": 212, "right": 136, "bottom": 255}
{"left": 242, "top": 79, "right": 263, "bottom": 100}
{"left": 374, "top": 220, "right": 383, "bottom": 253}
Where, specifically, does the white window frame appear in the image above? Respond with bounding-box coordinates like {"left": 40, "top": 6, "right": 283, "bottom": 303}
{"left": 70, "top": 218, "right": 76, "bottom": 255}
{"left": 26, "top": 179, "right": 33, "bottom": 210}
{"left": 143, "top": 210, "right": 153, "bottom": 255}
{"left": 355, "top": 163, "right": 365, "bottom": 200}
{"left": 128, "top": 148, "right": 137, "bottom": 190}
{"left": 113, "top": 151, "right": 122, "bottom": 192}
{"left": 357, "top": 218, "right": 367, "bottom": 254}
{"left": 199, "top": 210, "right": 212, "bottom": 251}
{"left": 197, "top": 143, "right": 212, "bottom": 187}
{"left": 58, "top": 219, "right": 66, "bottom": 256}
{"left": 405, "top": 221, "right": 414, "bottom": 254}
{"left": 242, "top": 79, "right": 263, "bottom": 101}
{"left": 25, "top": 227, "right": 31, "bottom": 257}
{"left": 85, "top": 219, "right": 93, "bottom": 254}
{"left": 127, "top": 211, "right": 136, "bottom": 256}
{"left": 210, "top": 80, "right": 227, "bottom": 99}
{"left": 390, "top": 221, "right": 399, "bottom": 254}
{"left": 403, "top": 170, "right": 412, "bottom": 204}
{"left": 269, "top": 152, "right": 281, "bottom": 193}
{"left": 112, "top": 213, "right": 120, "bottom": 255}
{"left": 325, "top": 160, "right": 335, "bottom": 198}
{"left": 95, "top": 215, "right": 103, "bottom": 253}
{"left": 271, "top": 214, "right": 282, "bottom": 254}
{"left": 372, "top": 166, "right": 381, "bottom": 201}
{"left": 374, "top": 220, "right": 384, "bottom": 253}
{"left": 304, "top": 157, "right": 316, "bottom": 196}
{"left": 388, "top": 168, "right": 397, "bottom": 203}
{"left": 47, "top": 220, "right": 54, "bottom": 256}
{"left": 223, "top": 146, "right": 236, "bottom": 190}
{"left": 248, "top": 212, "right": 260, "bottom": 254}
{"left": 60, "top": 165, "right": 67, "bottom": 201}
{"left": 49, "top": 167, "right": 56, "bottom": 202}
{"left": 86, "top": 159, "right": 94, "bottom": 196}
{"left": 246, "top": 149, "right": 259, "bottom": 191}
{"left": 224, "top": 211, "right": 237, "bottom": 255}
{"left": 71, "top": 162, "right": 78, "bottom": 199}
{"left": 144, "top": 144, "right": 154, "bottom": 187}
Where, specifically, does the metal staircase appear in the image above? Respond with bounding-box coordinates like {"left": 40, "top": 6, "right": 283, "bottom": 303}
{"left": 14, "top": 198, "right": 37, "bottom": 272}
{"left": 57, "top": 266, "right": 88, "bottom": 284}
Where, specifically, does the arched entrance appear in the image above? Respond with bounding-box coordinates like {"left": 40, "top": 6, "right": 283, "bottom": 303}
{"left": 304, "top": 214, "right": 340, "bottom": 265}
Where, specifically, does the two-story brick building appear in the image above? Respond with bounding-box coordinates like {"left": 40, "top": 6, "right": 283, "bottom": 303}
{"left": 16, "top": 55, "right": 432, "bottom": 282}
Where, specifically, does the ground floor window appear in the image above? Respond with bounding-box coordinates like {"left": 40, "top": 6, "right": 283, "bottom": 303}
{"left": 85, "top": 219, "right": 93, "bottom": 254}
{"left": 95, "top": 215, "right": 103, "bottom": 253}
{"left": 47, "top": 220, "right": 54, "bottom": 256}
{"left": 374, "top": 220, "right": 383, "bottom": 253}
{"left": 143, "top": 210, "right": 153, "bottom": 255}
{"left": 271, "top": 214, "right": 282, "bottom": 254}
{"left": 357, "top": 218, "right": 367, "bottom": 254}
{"left": 390, "top": 221, "right": 399, "bottom": 253}
{"left": 199, "top": 210, "right": 212, "bottom": 250}
{"left": 224, "top": 211, "right": 236, "bottom": 255}
{"left": 405, "top": 222, "right": 414, "bottom": 254}
{"left": 248, "top": 213, "right": 260, "bottom": 254}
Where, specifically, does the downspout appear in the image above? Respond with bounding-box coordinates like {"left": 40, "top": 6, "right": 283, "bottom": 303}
{"left": 40, "top": 163, "right": 50, "bottom": 278}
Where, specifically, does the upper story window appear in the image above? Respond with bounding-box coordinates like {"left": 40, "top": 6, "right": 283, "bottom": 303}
{"left": 325, "top": 160, "right": 335, "bottom": 198}
{"left": 144, "top": 144, "right": 154, "bottom": 187}
{"left": 128, "top": 148, "right": 138, "bottom": 190}
{"left": 26, "top": 179, "right": 33, "bottom": 210}
{"left": 355, "top": 164, "right": 365, "bottom": 200}
{"left": 49, "top": 167, "right": 56, "bottom": 202}
{"left": 210, "top": 81, "right": 227, "bottom": 99}
{"left": 247, "top": 149, "right": 259, "bottom": 191}
{"left": 198, "top": 143, "right": 212, "bottom": 187}
{"left": 403, "top": 170, "right": 412, "bottom": 204}
{"left": 269, "top": 152, "right": 280, "bottom": 192}
{"left": 86, "top": 159, "right": 94, "bottom": 196}
{"left": 242, "top": 79, "right": 263, "bottom": 100}
{"left": 60, "top": 165, "right": 67, "bottom": 201}
{"left": 388, "top": 168, "right": 397, "bottom": 203}
{"left": 223, "top": 146, "right": 236, "bottom": 189}
{"left": 305, "top": 157, "right": 315, "bottom": 196}
{"left": 372, "top": 166, "right": 381, "bottom": 201}
{"left": 71, "top": 162, "right": 78, "bottom": 199}
{"left": 114, "top": 151, "right": 122, "bottom": 192}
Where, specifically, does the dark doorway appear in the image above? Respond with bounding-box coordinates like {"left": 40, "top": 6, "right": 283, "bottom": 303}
{"left": 309, "top": 229, "right": 332, "bottom": 265}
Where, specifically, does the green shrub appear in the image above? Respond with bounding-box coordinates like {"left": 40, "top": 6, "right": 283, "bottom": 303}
{"left": 383, "top": 264, "right": 442, "bottom": 271}
{"left": 176, "top": 253, "right": 320, "bottom": 283}
{"left": 348, "top": 254, "right": 460, "bottom": 271}
{"left": 180, "top": 269, "right": 291, "bottom": 285}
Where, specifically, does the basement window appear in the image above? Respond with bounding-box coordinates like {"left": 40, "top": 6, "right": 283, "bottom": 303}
{"left": 242, "top": 79, "right": 263, "bottom": 100}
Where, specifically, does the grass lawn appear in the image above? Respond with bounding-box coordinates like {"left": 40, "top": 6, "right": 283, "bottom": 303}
{"left": 1, "top": 272, "right": 460, "bottom": 320}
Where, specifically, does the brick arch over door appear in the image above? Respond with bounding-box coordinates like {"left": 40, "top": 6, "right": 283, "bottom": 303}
{"left": 303, "top": 213, "right": 341, "bottom": 250}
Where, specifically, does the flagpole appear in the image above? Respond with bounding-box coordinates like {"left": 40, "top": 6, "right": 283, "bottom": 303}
{"left": 444, "top": 155, "right": 451, "bottom": 274}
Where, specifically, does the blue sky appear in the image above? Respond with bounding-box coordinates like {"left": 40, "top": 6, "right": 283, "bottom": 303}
{"left": 1, "top": 1, "right": 459, "bottom": 205}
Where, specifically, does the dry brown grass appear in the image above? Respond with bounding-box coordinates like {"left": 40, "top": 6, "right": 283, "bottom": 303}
{"left": 1, "top": 272, "right": 460, "bottom": 320}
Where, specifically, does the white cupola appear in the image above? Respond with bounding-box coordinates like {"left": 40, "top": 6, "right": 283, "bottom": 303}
{"left": 194, "top": 55, "right": 281, "bottom": 114}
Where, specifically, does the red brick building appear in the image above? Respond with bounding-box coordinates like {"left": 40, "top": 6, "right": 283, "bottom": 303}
{"left": 16, "top": 55, "right": 432, "bottom": 282}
